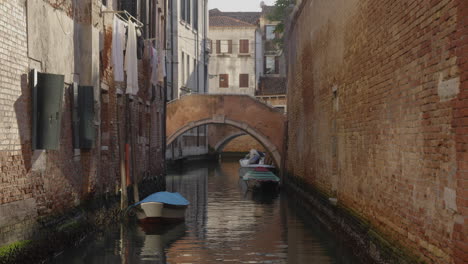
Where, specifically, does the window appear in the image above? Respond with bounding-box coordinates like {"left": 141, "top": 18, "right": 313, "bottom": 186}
{"left": 187, "top": 0, "right": 191, "bottom": 24}
{"left": 217, "top": 40, "right": 232, "bottom": 53}
{"left": 181, "top": 0, "right": 186, "bottom": 21}
{"left": 140, "top": 0, "right": 147, "bottom": 37}
{"left": 181, "top": 52, "right": 185, "bottom": 86}
{"left": 102, "top": 0, "right": 107, "bottom": 6}
{"left": 265, "top": 56, "right": 279, "bottom": 74}
{"left": 120, "top": 0, "right": 137, "bottom": 18}
{"left": 193, "top": 59, "right": 197, "bottom": 92}
{"left": 219, "top": 74, "right": 229, "bottom": 88}
{"left": 193, "top": 0, "right": 199, "bottom": 30}
{"left": 186, "top": 54, "right": 190, "bottom": 85}
{"left": 239, "top": 39, "right": 249, "bottom": 53}
{"left": 239, "top": 74, "right": 249, "bottom": 88}
{"left": 181, "top": 0, "right": 191, "bottom": 24}
{"left": 266, "top": 25, "right": 276, "bottom": 40}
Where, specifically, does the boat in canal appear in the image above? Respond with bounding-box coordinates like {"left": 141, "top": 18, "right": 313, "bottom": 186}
{"left": 242, "top": 167, "right": 280, "bottom": 190}
{"left": 239, "top": 149, "right": 275, "bottom": 168}
{"left": 132, "top": 192, "right": 190, "bottom": 223}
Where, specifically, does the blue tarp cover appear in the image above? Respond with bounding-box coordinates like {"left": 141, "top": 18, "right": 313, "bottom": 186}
{"left": 134, "top": 192, "right": 190, "bottom": 206}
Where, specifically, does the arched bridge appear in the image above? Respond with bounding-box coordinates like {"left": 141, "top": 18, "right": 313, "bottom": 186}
{"left": 166, "top": 94, "right": 286, "bottom": 168}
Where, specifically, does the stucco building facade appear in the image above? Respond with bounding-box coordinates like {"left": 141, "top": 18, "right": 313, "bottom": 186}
{"left": 165, "top": 0, "right": 210, "bottom": 160}
{"left": 208, "top": 9, "right": 259, "bottom": 95}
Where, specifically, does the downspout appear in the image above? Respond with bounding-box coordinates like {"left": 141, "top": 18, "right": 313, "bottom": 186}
{"left": 254, "top": 28, "right": 257, "bottom": 94}
{"left": 196, "top": 26, "right": 199, "bottom": 93}
{"left": 203, "top": 0, "right": 207, "bottom": 93}
{"left": 162, "top": 0, "right": 168, "bottom": 187}
{"left": 170, "top": 0, "right": 175, "bottom": 100}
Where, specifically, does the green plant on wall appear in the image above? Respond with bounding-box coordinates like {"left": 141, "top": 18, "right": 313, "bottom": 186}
{"left": 267, "top": 0, "right": 293, "bottom": 49}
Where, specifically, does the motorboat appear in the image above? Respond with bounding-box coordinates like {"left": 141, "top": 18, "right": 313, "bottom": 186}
{"left": 239, "top": 149, "right": 275, "bottom": 168}
{"left": 132, "top": 192, "right": 190, "bottom": 223}
{"left": 242, "top": 167, "right": 280, "bottom": 190}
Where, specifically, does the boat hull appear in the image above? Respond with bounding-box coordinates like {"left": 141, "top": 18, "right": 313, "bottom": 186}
{"left": 244, "top": 179, "right": 280, "bottom": 190}
{"left": 239, "top": 159, "right": 275, "bottom": 168}
{"left": 136, "top": 202, "right": 187, "bottom": 223}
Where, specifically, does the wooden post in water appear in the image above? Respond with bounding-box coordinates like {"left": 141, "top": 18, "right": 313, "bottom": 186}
{"left": 118, "top": 95, "right": 128, "bottom": 210}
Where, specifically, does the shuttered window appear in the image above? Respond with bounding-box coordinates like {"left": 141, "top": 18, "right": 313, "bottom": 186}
{"left": 181, "top": 0, "right": 186, "bottom": 20}
{"left": 187, "top": 0, "right": 191, "bottom": 24}
{"left": 239, "top": 39, "right": 249, "bottom": 53}
{"left": 193, "top": 0, "right": 198, "bottom": 30}
{"left": 219, "top": 74, "right": 229, "bottom": 88}
{"left": 239, "top": 74, "right": 249, "bottom": 88}
{"left": 120, "top": 0, "right": 137, "bottom": 18}
{"left": 228, "top": 40, "right": 232, "bottom": 53}
{"left": 275, "top": 56, "right": 279, "bottom": 74}
{"left": 217, "top": 40, "right": 232, "bottom": 54}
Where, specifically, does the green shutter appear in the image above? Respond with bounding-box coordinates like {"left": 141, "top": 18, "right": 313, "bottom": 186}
{"left": 32, "top": 71, "right": 64, "bottom": 150}
{"left": 78, "top": 86, "right": 95, "bottom": 149}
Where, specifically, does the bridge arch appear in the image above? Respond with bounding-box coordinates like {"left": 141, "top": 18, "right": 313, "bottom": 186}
{"left": 214, "top": 132, "right": 247, "bottom": 153}
{"left": 166, "top": 95, "right": 286, "bottom": 168}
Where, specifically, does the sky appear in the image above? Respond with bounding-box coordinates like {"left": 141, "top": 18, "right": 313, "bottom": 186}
{"left": 208, "top": 0, "right": 276, "bottom": 12}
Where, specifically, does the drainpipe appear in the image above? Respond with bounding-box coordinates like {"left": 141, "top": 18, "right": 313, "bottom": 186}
{"left": 162, "top": 0, "right": 168, "bottom": 189}
{"left": 203, "top": 0, "right": 207, "bottom": 93}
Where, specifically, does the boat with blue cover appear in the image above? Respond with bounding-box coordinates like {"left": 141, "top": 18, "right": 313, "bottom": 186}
{"left": 242, "top": 167, "right": 280, "bottom": 189}
{"left": 132, "top": 192, "right": 190, "bottom": 223}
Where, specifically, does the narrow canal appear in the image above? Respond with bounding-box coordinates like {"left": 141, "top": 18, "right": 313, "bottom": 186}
{"left": 53, "top": 158, "right": 360, "bottom": 264}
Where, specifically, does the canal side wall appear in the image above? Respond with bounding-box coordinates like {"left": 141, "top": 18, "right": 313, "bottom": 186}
{"left": 0, "top": 0, "right": 166, "bottom": 248}
{"left": 285, "top": 0, "right": 467, "bottom": 263}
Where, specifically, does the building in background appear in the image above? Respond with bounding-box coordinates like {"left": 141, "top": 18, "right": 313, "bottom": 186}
{"left": 207, "top": 9, "right": 260, "bottom": 95}
{"left": 166, "top": 0, "right": 210, "bottom": 160}
{"left": 206, "top": 5, "right": 286, "bottom": 155}
{"left": 0, "top": 0, "right": 166, "bottom": 246}
{"left": 255, "top": 3, "right": 287, "bottom": 112}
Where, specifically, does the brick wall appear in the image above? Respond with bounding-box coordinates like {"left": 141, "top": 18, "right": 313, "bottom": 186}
{"left": 286, "top": 0, "right": 467, "bottom": 263}
{"left": 0, "top": 0, "right": 166, "bottom": 246}
{"left": 0, "top": 0, "right": 39, "bottom": 244}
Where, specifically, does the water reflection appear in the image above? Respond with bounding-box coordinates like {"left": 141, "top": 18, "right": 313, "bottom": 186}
{"left": 53, "top": 158, "right": 359, "bottom": 264}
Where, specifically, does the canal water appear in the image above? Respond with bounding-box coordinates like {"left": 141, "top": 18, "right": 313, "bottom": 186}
{"left": 53, "top": 158, "right": 360, "bottom": 264}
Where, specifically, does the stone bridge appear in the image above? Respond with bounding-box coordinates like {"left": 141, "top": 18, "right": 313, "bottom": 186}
{"left": 166, "top": 94, "right": 286, "bottom": 168}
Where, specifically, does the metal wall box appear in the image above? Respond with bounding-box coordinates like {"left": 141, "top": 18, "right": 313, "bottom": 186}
{"left": 31, "top": 70, "right": 65, "bottom": 150}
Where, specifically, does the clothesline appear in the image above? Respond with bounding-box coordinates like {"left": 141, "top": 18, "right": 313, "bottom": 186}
{"left": 102, "top": 10, "right": 144, "bottom": 28}
{"left": 111, "top": 13, "right": 166, "bottom": 96}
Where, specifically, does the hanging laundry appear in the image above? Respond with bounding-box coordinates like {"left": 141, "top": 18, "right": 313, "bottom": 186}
{"left": 112, "top": 15, "right": 126, "bottom": 82}
{"left": 163, "top": 51, "right": 167, "bottom": 77}
{"left": 125, "top": 20, "right": 139, "bottom": 95}
{"left": 136, "top": 29, "right": 145, "bottom": 60}
{"left": 151, "top": 47, "right": 158, "bottom": 86}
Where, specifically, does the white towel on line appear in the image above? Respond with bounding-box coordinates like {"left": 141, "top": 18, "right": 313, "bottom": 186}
{"left": 112, "top": 15, "right": 126, "bottom": 82}
{"left": 125, "top": 20, "right": 139, "bottom": 95}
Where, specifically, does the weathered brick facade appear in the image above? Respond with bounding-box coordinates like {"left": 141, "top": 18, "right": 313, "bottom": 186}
{"left": 285, "top": 0, "right": 467, "bottom": 263}
{"left": 0, "top": 0, "right": 166, "bottom": 246}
